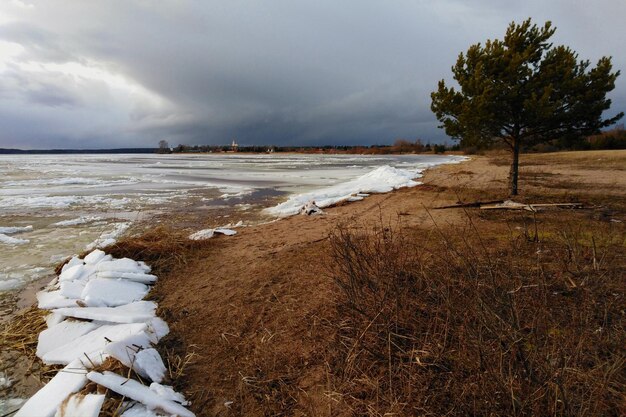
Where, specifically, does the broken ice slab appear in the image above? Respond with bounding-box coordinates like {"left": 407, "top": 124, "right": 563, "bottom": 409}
{"left": 37, "top": 320, "right": 101, "bottom": 358}
{"left": 52, "top": 300, "right": 157, "bottom": 323}
{"left": 87, "top": 371, "right": 195, "bottom": 417}
{"left": 104, "top": 332, "right": 166, "bottom": 383}
{"left": 95, "top": 270, "right": 158, "bottom": 284}
{"left": 15, "top": 359, "right": 89, "bottom": 417}
{"left": 96, "top": 258, "right": 151, "bottom": 274}
{"left": 41, "top": 322, "right": 147, "bottom": 365}
{"left": 59, "top": 280, "right": 86, "bottom": 299}
{"left": 58, "top": 264, "right": 86, "bottom": 282}
{"left": 83, "top": 249, "right": 110, "bottom": 265}
{"left": 54, "top": 393, "right": 105, "bottom": 417}
{"left": 37, "top": 290, "right": 80, "bottom": 310}
{"left": 81, "top": 278, "right": 149, "bottom": 307}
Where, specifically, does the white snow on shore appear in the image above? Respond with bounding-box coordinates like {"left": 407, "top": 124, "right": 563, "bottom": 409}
{"left": 264, "top": 165, "right": 420, "bottom": 217}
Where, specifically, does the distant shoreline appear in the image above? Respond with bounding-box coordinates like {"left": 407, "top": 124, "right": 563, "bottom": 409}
{"left": 0, "top": 148, "right": 157, "bottom": 155}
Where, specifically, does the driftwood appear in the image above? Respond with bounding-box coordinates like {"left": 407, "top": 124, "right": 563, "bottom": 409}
{"left": 434, "top": 200, "right": 505, "bottom": 209}
{"left": 480, "top": 202, "right": 583, "bottom": 212}
{"left": 435, "top": 200, "right": 583, "bottom": 212}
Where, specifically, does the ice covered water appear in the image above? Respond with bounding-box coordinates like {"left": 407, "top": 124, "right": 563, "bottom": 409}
{"left": 0, "top": 153, "right": 464, "bottom": 291}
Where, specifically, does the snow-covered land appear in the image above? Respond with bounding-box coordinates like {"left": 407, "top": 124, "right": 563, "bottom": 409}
{"left": 15, "top": 249, "right": 195, "bottom": 417}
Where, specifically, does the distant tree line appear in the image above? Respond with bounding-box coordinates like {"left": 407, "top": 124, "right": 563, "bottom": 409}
{"left": 162, "top": 139, "right": 453, "bottom": 155}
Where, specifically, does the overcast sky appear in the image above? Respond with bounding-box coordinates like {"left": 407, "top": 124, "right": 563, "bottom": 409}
{"left": 0, "top": 0, "right": 624, "bottom": 149}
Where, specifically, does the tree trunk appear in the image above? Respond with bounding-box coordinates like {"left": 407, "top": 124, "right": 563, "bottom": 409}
{"left": 509, "top": 137, "right": 520, "bottom": 196}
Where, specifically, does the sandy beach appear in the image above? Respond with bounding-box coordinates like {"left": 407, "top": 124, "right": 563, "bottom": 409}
{"left": 136, "top": 150, "right": 626, "bottom": 415}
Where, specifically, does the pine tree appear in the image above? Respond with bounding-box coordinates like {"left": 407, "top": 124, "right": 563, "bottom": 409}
{"left": 431, "top": 19, "right": 623, "bottom": 195}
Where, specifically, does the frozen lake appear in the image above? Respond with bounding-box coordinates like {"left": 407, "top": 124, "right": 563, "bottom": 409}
{"left": 0, "top": 153, "right": 463, "bottom": 292}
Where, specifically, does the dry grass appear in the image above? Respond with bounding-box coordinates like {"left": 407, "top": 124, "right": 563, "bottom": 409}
{"left": 0, "top": 305, "right": 47, "bottom": 356}
{"left": 326, "top": 213, "right": 625, "bottom": 416}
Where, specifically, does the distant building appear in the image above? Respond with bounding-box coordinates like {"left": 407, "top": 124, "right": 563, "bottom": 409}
{"left": 231, "top": 139, "right": 239, "bottom": 152}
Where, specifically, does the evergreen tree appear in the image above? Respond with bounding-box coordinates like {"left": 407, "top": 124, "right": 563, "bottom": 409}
{"left": 431, "top": 19, "right": 623, "bottom": 195}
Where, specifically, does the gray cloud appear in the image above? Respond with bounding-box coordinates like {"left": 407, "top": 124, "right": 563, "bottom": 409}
{"left": 0, "top": 0, "right": 624, "bottom": 149}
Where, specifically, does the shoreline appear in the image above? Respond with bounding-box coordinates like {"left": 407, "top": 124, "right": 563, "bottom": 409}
{"left": 0, "top": 155, "right": 468, "bottom": 408}
{"left": 2, "top": 150, "right": 625, "bottom": 415}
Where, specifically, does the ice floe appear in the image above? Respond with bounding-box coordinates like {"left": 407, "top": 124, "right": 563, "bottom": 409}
{"left": 0, "top": 233, "right": 29, "bottom": 245}
{"left": 19, "top": 250, "right": 194, "bottom": 417}
{"left": 0, "top": 225, "right": 33, "bottom": 234}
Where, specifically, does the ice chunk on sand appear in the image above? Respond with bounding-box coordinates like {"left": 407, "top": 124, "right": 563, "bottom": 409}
{"left": 96, "top": 258, "right": 151, "bottom": 273}
{"left": 42, "top": 323, "right": 147, "bottom": 365}
{"left": 145, "top": 317, "right": 169, "bottom": 343}
{"left": 15, "top": 359, "right": 88, "bottom": 417}
{"left": 59, "top": 265, "right": 86, "bottom": 282}
{"left": 104, "top": 332, "right": 166, "bottom": 382}
{"left": 45, "top": 312, "right": 66, "bottom": 328}
{"left": 53, "top": 301, "right": 157, "bottom": 323}
{"left": 189, "top": 229, "right": 214, "bottom": 240}
{"left": 54, "top": 393, "right": 104, "bottom": 417}
{"left": 0, "top": 225, "right": 33, "bottom": 234}
{"left": 37, "top": 290, "right": 80, "bottom": 310}
{"left": 59, "top": 280, "right": 86, "bottom": 300}
{"left": 87, "top": 371, "right": 195, "bottom": 417}
{"left": 37, "top": 320, "right": 101, "bottom": 358}
{"left": 133, "top": 349, "right": 167, "bottom": 383}
{"left": 0, "top": 233, "right": 29, "bottom": 245}
{"left": 149, "top": 383, "right": 189, "bottom": 405}
{"left": 189, "top": 227, "right": 237, "bottom": 240}
{"left": 83, "top": 249, "right": 108, "bottom": 265}
{"left": 96, "top": 270, "right": 157, "bottom": 284}
{"left": 61, "top": 257, "right": 83, "bottom": 273}
{"left": 81, "top": 279, "right": 149, "bottom": 307}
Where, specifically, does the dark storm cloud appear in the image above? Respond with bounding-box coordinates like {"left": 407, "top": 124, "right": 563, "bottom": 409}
{"left": 0, "top": 0, "right": 624, "bottom": 149}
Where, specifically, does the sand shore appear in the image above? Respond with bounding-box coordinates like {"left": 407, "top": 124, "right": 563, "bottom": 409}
{"left": 145, "top": 150, "right": 625, "bottom": 415}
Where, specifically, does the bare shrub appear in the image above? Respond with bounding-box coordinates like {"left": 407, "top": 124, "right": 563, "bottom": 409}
{"left": 328, "top": 217, "right": 625, "bottom": 416}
